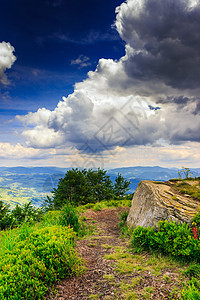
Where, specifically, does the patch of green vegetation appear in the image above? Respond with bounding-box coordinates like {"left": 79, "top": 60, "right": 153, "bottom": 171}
{"left": 131, "top": 221, "right": 200, "bottom": 262}
{"left": 104, "top": 245, "right": 186, "bottom": 299}
{"left": 174, "top": 179, "right": 200, "bottom": 201}
{"left": 102, "top": 244, "right": 112, "bottom": 249}
{"left": 141, "top": 286, "right": 155, "bottom": 299}
{"left": 181, "top": 278, "right": 200, "bottom": 299}
{"left": 0, "top": 225, "right": 84, "bottom": 299}
{"left": 163, "top": 274, "right": 172, "bottom": 283}
{"left": 76, "top": 199, "right": 131, "bottom": 214}
{"left": 183, "top": 263, "right": 200, "bottom": 279}
{"left": 0, "top": 199, "right": 88, "bottom": 299}
{"left": 89, "top": 294, "right": 99, "bottom": 299}
{"left": 103, "top": 274, "right": 115, "bottom": 282}
{"left": 88, "top": 242, "right": 98, "bottom": 247}
{"left": 118, "top": 210, "right": 200, "bottom": 299}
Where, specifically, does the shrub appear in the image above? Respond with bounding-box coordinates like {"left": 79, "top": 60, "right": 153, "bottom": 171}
{"left": 131, "top": 226, "right": 156, "bottom": 252}
{"left": 131, "top": 221, "right": 200, "bottom": 262}
{"left": 58, "top": 203, "right": 84, "bottom": 235}
{"left": 181, "top": 278, "right": 200, "bottom": 299}
{"left": 0, "top": 225, "right": 82, "bottom": 299}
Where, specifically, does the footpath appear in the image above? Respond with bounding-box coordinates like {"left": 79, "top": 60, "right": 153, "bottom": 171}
{"left": 47, "top": 208, "right": 183, "bottom": 300}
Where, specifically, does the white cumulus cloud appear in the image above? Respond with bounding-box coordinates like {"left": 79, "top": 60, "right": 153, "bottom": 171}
{"left": 0, "top": 41, "right": 16, "bottom": 84}
{"left": 17, "top": 0, "right": 200, "bottom": 159}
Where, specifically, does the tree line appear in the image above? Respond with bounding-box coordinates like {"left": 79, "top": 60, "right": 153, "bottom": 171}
{"left": 0, "top": 201, "right": 42, "bottom": 230}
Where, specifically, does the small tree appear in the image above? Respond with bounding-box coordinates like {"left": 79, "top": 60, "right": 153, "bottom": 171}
{"left": 0, "top": 200, "right": 9, "bottom": 219}
{"left": 114, "top": 173, "right": 130, "bottom": 199}
{"left": 178, "top": 167, "right": 192, "bottom": 179}
{"left": 0, "top": 200, "right": 11, "bottom": 230}
{"left": 42, "top": 195, "right": 54, "bottom": 212}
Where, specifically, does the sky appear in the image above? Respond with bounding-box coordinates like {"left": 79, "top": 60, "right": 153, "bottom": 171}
{"left": 0, "top": 0, "right": 200, "bottom": 169}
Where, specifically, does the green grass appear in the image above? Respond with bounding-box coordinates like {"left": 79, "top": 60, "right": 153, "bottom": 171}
{"left": 104, "top": 245, "right": 187, "bottom": 299}
{"left": 76, "top": 199, "right": 132, "bottom": 214}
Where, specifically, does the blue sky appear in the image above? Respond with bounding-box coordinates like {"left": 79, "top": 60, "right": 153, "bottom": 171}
{"left": 0, "top": 0, "right": 124, "bottom": 112}
{"left": 0, "top": 0, "right": 200, "bottom": 168}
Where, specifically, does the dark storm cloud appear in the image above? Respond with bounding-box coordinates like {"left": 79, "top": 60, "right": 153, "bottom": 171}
{"left": 116, "top": 0, "right": 200, "bottom": 90}
{"left": 170, "top": 125, "right": 200, "bottom": 143}
{"left": 158, "top": 95, "right": 193, "bottom": 105}
{"left": 158, "top": 95, "right": 200, "bottom": 114}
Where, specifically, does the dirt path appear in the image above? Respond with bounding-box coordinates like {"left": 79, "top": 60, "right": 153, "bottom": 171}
{"left": 47, "top": 208, "right": 183, "bottom": 300}
{"left": 48, "top": 208, "right": 128, "bottom": 299}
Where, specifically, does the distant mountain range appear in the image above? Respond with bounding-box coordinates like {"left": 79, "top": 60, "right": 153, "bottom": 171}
{"left": 0, "top": 166, "right": 200, "bottom": 206}
{"left": 107, "top": 166, "right": 200, "bottom": 192}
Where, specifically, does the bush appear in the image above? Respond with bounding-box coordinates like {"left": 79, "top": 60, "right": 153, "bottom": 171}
{"left": 0, "top": 225, "right": 82, "bottom": 299}
{"left": 58, "top": 203, "right": 84, "bottom": 235}
{"left": 42, "top": 210, "right": 61, "bottom": 226}
{"left": 131, "top": 221, "right": 200, "bottom": 262}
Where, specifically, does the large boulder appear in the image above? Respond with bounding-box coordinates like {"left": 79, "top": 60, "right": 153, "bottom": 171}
{"left": 127, "top": 180, "right": 199, "bottom": 228}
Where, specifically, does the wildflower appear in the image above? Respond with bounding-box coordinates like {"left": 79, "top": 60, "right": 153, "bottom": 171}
{"left": 191, "top": 227, "right": 199, "bottom": 240}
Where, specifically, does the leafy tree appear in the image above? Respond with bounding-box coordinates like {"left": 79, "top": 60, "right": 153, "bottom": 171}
{"left": 11, "top": 204, "right": 25, "bottom": 224}
{"left": 52, "top": 168, "right": 88, "bottom": 208}
{"left": 0, "top": 201, "right": 43, "bottom": 230}
{"left": 50, "top": 168, "right": 115, "bottom": 209}
{"left": 86, "top": 168, "right": 114, "bottom": 202}
{"left": 12, "top": 202, "right": 42, "bottom": 224}
{"left": 114, "top": 173, "right": 130, "bottom": 199}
